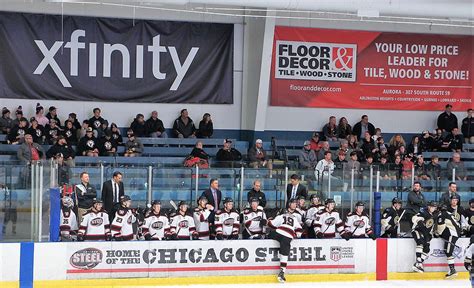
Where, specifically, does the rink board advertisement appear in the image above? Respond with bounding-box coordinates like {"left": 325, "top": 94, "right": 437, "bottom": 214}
{"left": 0, "top": 12, "right": 233, "bottom": 104}
{"left": 271, "top": 26, "right": 473, "bottom": 110}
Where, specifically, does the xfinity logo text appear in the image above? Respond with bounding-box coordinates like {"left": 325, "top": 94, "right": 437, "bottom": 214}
{"left": 33, "top": 29, "right": 199, "bottom": 90}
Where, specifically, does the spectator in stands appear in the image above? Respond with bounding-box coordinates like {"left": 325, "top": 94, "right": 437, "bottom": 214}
{"left": 315, "top": 151, "right": 335, "bottom": 182}
{"left": 248, "top": 139, "right": 272, "bottom": 169}
{"left": 27, "top": 118, "right": 44, "bottom": 144}
{"left": 124, "top": 132, "right": 143, "bottom": 157}
{"left": 389, "top": 154, "right": 403, "bottom": 180}
{"left": 44, "top": 119, "right": 60, "bottom": 145}
{"left": 461, "top": 108, "right": 474, "bottom": 143}
{"left": 77, "top": 127, "right": 99, "bottom": 157}
{"left": 352, "top": 115, "right": 375, "bottom": 141}
{"left": 337, "top": 117, "right": 352, "bottom": 140}
{"left": 426, "top": 155, "right": 441, "bottom": 181}
{"left": 35, "top": 104, "right": 49, "bottom": 127}
{"left": 437, "top": 104, "right": 458, "bottom": 135}
{"left": 447, "top": 152, "right": 467, "bottom": 181}
{"left": 65, "top": 113, "right": 81, "bottom": 132}
{"left": 98, "top": 130, "right": 118, "bottom": 156}
{"left": 347, "top": 135, "right": 362, "bottom": 161}
{"left": 360, "top": 154, "right": 375, "bottom": 179}
{"left": 388, "top": 134, "right": 406, "bottom": 157}
{"left": 334, "top": 149, "right": 348, "bottom": 179}
{"left": 445, "top": 127, "right": 463, "bottom": 152}
{"left": 379, "top": 155, "right": 392, "bottom": 180}
{"left": 46, "top": 135, "right": 75, "bottom": 166}
{"left": 401, "top": 153, "right": 414, "bottom": 179}
{"left": 7, "top": 117, "right": 28, "bottom": 144}
{"left": 197, "top": 113, "right": 213, "bottom": 138}
{"left": 405, "top": 181, "right": 426, "bottom": 222}
{"left": 0, "top": 108, "right": 13, "bottom": 134}
{"left": 11, "top": 107, "right": 23, "bottom": 128}
{"left": 309, "top": 132, "right": 321, "bottom": 152}
{"left": 299, "top": 140, "right": 317, "bottom": 169}
{"left": 46, "top": 106, "right": 60, "bottom": 124}
{"left": 54, "top": 153, "right": 70, "bottom": 186}
{"left": 247, "top": 180, "right": 267, "bottom": 208}
{"left": 215, "top": 139, "right": 242, "bottom": 168}
{"left": 322, "top": 116, "right": 337, "bottom": 141}
{"left": 339, "top": 139, "right": 349, "bottom": 157}
{"left": 407, "top": 136, "right": 422, "bottom": 156}
{"left": 79, "top": 120, "right": 89, "bottom": 139}
{"left": 88, "top": 108, "right": 106, "bottom": 134}
{"left": 317, "top": 141, "right": 330, "bottom": 161}
{"left": 173, "top": 109, "right": 196, "bottom": 138}
{"left": 432, "top": 128, "right": 445, "bottom": 151}
{"left": 97, "top": 120, "right": 109, "bottom": 139}
{"left": 110, "top": 123, "right": 123, "bottom": 145}
{"left": 420, "top": 130, "right": 435, "bottom": 152}
{"left": 360, "top": 131, "right": 378, "bottom": 160}
{"left": 62, "top": 120, "right": 78, "bottom": 145}
{"left": 286, "top": 174, "right": 307, "bottom": 200}
{"left": 145, "top": 111, "right": 167, "bottom": 138}
{"left": 17, "top": 134, "right": 45, "bottom": 164}
{"left": 414, "top": 155, "right": 429, "bottom": 180}
{"left": 371, "top": 128, "right": 382, "bottom": 142}
{"left": 184, "top": 141, "right": 210, "bottom": 168}
{"left": 440, "top": 182, "right": 459, "bottom": 207}
{"left": 345, "top": 151, "right": 361, "bottom": 179}
{"left": 130, "top": 114, "right": 146, "bottom": 138}
{"left": 75, "top": 172, "right": 97, "bottom": 223}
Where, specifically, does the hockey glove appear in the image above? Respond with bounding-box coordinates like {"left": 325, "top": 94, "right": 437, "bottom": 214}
{"left": 192, "top": 233, "right": 200, "bottom": 240}
{"left": 170, "top": 233, "right": 177, "bottom": 240}
{"left": 105, "top": 234, "right": 112, "bottom": 241}
{"left": 76, "top": 234, "right": 84, "bottom": 242}
{"left": 369, "top": 233, "right": 376, "bottom": 240}
{"left": 231, "top": 233, "right": 239, "bottom": 240}
{"left": 316, "top": 232, "right": 323, "bottom": 239}
{"left": 341, "top": 233, "right": 351, "bottom": 241}
{"left": 259, "top": 219, "right": 267, "bottom": 228}
{"left": 464, "top": 260, "right": 471, "bottom": 271}
{"left": 216, "top": 234, "right": 224, "bottom": 240}
{"left": 144, "top": 234, "right": 152, "bottom": 241}
{"left": 113, "top": 235, "right": 123, "bottom": 241}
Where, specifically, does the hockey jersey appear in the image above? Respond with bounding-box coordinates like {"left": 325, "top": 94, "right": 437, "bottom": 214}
{"left": 447, "top": 205, "right": 464, "bottom": 226}
{"left": 242, "top": 207, "right": 267, "bottom": 236}
{"left": 345, "top": 212, "right": 373, "bottom": 238}
{"left": 60, "top": 207, "right": 78, "bottom": 239}
{"left": 436, "top": 209, "right": 461, "bottom": 238}
{"left": 411, "top": 210, "right": 436, "bottom": 235}
{"left": 295, "top": 207, "right": 306, "bottom": 226}
{"left": 380, "top": 207, "right": 403, "bottom": 236}
{"left": 170, "top": 213, "right": 197, "bottom": 240}
{"left": 111, "top": 208, "right": 136, "bottom": 241}
{"left": 314, "top": 208, "right": 345, "bottom": 238}
{"left": 304, "top": 204, "right": 325, "bottom": 228}
{"left": 268, "top": 211, "right": 303, "bottom": 239}
{"left": 215, "top": 209, "right": 240, "bottom": 238}
{"left": 141, "top": 211, "right": 170, "bottom": 240}
{"left": 461, "top": 208, "right": 474, "bottom": 236}
{"left": 193, "top": 207, "right": 212, "bottom": 240}
{"left": 78, "top": 210, "right": 110, "bottom": 241}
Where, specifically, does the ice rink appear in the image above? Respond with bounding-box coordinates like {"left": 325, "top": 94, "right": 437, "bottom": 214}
{"left": 129, "top": 279, "right": 471, "bottom": 288}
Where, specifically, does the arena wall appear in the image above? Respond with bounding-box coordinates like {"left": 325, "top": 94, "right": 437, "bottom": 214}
{"left": 0, "top": 238, "right": 470, "bottom": 287}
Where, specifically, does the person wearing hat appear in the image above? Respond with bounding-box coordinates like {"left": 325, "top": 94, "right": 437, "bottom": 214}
{"left": 124, "top": 131, "right": 143, "bottom": 157}
{"left": 44, "top": 118, "right": 61, "bottom": 145}
{"left": 344, "top": 201, "right": 376, "bottom": 240}
{"left": 0, "top": 108, "right": 13, "bottom": 134}
{"left": 411, "top": 201, "right": 437, "bottom": 273}
{"left": 248, "top": 139, "right": 272, "bottom": 169}
{"left": 145, "top": 110, "right": 167, "bottom": 138}
{"left": 242, "top": 196, "right": 267, "bottom": 239}
{"left": 77, "top": 198, "right": 111, "bottom": 241}
{"left": 46, "top": 135, "right": 75, "bottom": 163}
{"left": 35, "top": 104, "right": 49, "bottom": 127}
{"left": 215, "top": 138, "right": 242, "bottom": 168}
{"left": 7, "top": 117, "right": 28, "bottom": 144}
{"left": 197, "top": 113, "right": 213, "bottom": 138}
{"left": 141, "top": 200, "right": 170, "bottom": 240}
{"left": 11, "top": 107, "right": 23, "bottom": 128}
{"left": 97, "top": 129, "right": 118, "bottom": 157}
{"left": 381, "top": 198, "right": 404, "bottom": 238}
{"left": 101, "top": 171, "right": 125, "bottom": 222}
{"left": 77, "top": 127, "right": 99, "bottom": 157}
{"left": 309, "top": 132, "right": 321, "bottom": 152}
{"left": 111, "top": 195, "right": 137, "bottom": 241}
{"left": 299, "top": 140, "right": 317, "bottom": 169}
{"left": 46, "top": 106, "right": 60, "bottom": 125}
{"left": 247, "top": 180, "right": 267, "bottom": 208}
{"left": 437, "top": 104, "right": 458, "bottom": 136}
{"left": 215, "top": 197, "right": 240, "bottom": 240}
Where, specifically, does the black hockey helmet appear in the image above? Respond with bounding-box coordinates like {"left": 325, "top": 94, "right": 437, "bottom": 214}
{"left": 249, "top": 197, "right": 259, "bottom": 203}
{"left": 355, "top": 201, "right": 365, "bottom": 207}
{"left": 470, "top": 198, "right": 474, "bottom": 205}
{"left": 439, "top": 203, "right": 448, "bottom": 211}
{"left": 120, "top": 195, "right": 131, "bottom": 202}
{"left": 426, "top": 201, "right": 437, "bottom": 207}
{"left": 178, "top": 201, "right": 188, "bottom": 208}
{"left": 297, "top": 195, "right": 306, "bottom": 201}
{"left": 450, "top": 194, "right": 460, "bottom": 201}
{"left": 325, "top": 198, "right": 335, "bottom": 205}
{"left": 223, "top": 197, "right": 234, "bottom": 204}
{"left": 287, "top": 198, "right": 298, "bottom": 207}
{"left": 151, "top": 200, "right": 161, "bottom": 206}
{"left": 92, "top": 198, "right": 103, "bottom": 205}
{"left": 392, "top": 197, "right": 402, "bottom": 205}
{"left": 197, "top": 195, "right": 208, "bottom": 204}
{"left": 309, "top": 194, "right": 320, "bottom": 201}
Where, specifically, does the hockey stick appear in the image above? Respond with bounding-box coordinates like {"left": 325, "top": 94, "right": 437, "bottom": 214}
{"left": 441, "top": 237, "right": 462, "bottom": 250}
{"left": 170, "top": 200, "right": 177, "bottom": 210}
{"left": 396, "top": 209, "right": 406, "bottom": 235}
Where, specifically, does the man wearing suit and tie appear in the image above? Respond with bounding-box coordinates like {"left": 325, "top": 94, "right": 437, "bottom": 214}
{"left": 201, "top": 178, "right": 222, "bottom": 239}
{"left": 286, "top": 174, "right": 308, "bottom": 201}
{"left": 101, "top": 171, "right": 124, "bottom": 222}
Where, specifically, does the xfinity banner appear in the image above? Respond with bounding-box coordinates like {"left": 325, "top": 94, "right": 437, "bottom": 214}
{"left": 0, "top": 12, "right": 233, "bottom": 103}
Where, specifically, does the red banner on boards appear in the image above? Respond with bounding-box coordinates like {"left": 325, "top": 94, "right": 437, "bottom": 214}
{"left": 270, "top": 26, "right": 473, "bottom": 110}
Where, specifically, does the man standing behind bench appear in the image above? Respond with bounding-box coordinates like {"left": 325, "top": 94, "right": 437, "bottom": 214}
{"left": 101, "top": 171, "right": 124, "bottom": 222}
{"left": 75, "top": 172, "right": 97, "bottom": 223}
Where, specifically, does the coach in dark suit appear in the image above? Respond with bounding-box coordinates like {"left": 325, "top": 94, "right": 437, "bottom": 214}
{"left": 200, "top": 178, "right": 222, "bottom": 238}
{"left": 286, "top": 174, "right": 308, "bottom": 201}
{"left": 101, "top": 171, "right": 124, "bottom": 221}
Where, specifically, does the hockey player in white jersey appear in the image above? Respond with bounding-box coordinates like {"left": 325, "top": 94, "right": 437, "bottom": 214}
{"left": 215, "top": 197, "right": 240, "bottom": 240}
{"left": 193, "top": 195, "right": 213, "bottom": 240}
{"left": 77, "top": 199, "right": 111, "bottom": 241}
{"left": 170, "top": 201, "right": 198, "bottom": 240}
{"left": 305, "top": 194, "right": 324, "bottom": 238}
{"left": 111, "top": 195, "right": 136, "bottom": 241}
{"left": 242, "top": 197, "right": 267, "bottom": 239}
{"left": 344, "top": 202, "right": 376, "bottom": 240}
{"left": 268, "top": 198, "right": 303, "bottom": 283}
{"left": 314, "top": 198, "right": 347, "bottom": 239}
{"left": 141, "top": 200, "right": 170, "bottom": 241}
{"left": 60, "top": 196, "right": 78, "bottom": 241}
{"left": 436, "top": 203, "right": 462, "bottom": 279}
